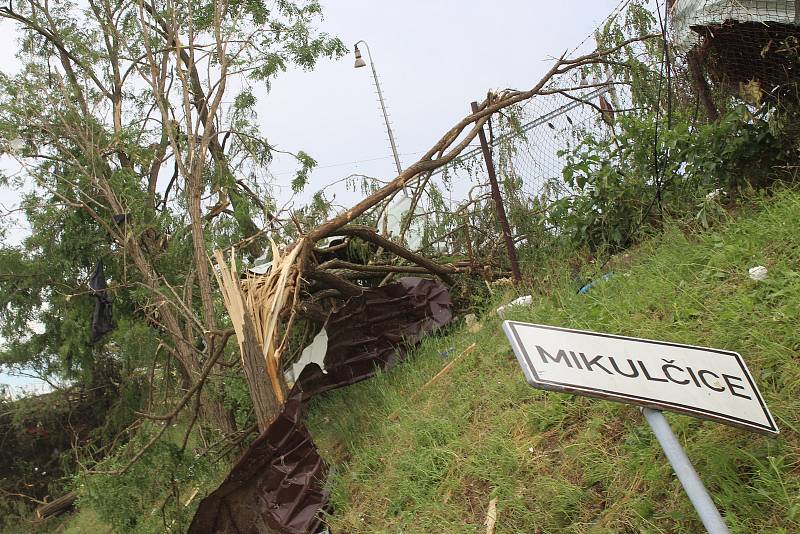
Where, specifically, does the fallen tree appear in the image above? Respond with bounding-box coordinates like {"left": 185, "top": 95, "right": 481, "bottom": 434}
{"left": 215, "top": 33, "right": 661, "bottom": 434}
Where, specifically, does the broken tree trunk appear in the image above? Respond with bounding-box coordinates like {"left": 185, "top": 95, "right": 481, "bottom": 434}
{"left": 35, "top": 490, "right": 78, "bottom": 520}
{"left": 213, "top": 250, "right": 285, "bottom": 431}
{"left": 209, "top": 30, "right": 662, "bottom": 451}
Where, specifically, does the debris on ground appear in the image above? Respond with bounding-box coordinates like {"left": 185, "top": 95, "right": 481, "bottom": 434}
{"left": 189, "top": 277, "right": 453, "bottom": 534}
{"left": 439, "top": 346, "right": 456, "bottom": 358}
{"left": 465, "top": 313, "right": 483, "bottom": 333}
{"left": 578, "top": 272, "right": 614, "bottom": 294}
{"left": 484, "top": 497, "right": 498, "bottom": 534}
{"left": 749, "top": 265, "right": 768, "bottom": 281}
{"left": 496, "top": 295, "right": 533, "bottom": 318}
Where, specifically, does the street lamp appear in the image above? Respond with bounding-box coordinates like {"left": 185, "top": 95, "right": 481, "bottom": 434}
{"left": 353, "top": 40, "right": 403, "bottom": 175}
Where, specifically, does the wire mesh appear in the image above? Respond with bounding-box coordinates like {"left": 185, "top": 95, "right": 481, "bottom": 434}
{"left": 670, "top": 1, "right": 800, "bottom": 96}
{"left": 396, "top": 0, "right": 799, "bottom": 264}
{"left": 405, "top": 71, "right": 634, "bottom": 262}
{"left": 367, "top": 0, "right": 692, "bottom": 270}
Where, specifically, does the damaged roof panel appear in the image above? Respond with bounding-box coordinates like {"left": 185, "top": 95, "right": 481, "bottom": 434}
{"left": 189, "top": 277, "right": 453, "bottom": 534}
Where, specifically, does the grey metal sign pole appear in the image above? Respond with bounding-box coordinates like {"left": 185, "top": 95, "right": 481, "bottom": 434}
{"left": 502, "top": 321, "right": 779, "bottom": 533}
{"left": 642, "top": 408, "right": 730, "bottom": 534}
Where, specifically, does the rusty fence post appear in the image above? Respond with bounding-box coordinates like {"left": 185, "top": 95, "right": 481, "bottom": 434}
{"left": 471, "top": 101, "right": 522, "bottom": 283}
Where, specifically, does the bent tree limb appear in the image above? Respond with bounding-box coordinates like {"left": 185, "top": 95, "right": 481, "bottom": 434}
{"left": 323, "top": 225, "right": 456, "bottom": 285}
{"left": 207, "top": 31, "right": 662, "bottom": 450}
{"left": 308, "top": 269, "right": 363, "bottom": 298}
{"left": 317, "top": 259, "right": 433, "bottom": 275}
{"left": 242, "top": 36, "right": 666, "bottom": 379}
{"left": 305, "top": 33, "right": 660, "bottom": 253}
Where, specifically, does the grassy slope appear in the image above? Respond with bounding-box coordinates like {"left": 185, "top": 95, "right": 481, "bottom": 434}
{"left": 306, "top": 188, "right": 800, "bottom": 534}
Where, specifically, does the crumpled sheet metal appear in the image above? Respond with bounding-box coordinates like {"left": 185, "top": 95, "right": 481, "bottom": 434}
{"left": 293, "top": 276, "right": 453, "bottom": 402}
{"left": 189, "top": 397, "right": 327, "bottom": 534}
{"left": 189, "top": 277, "right": 453, "bottom": 534}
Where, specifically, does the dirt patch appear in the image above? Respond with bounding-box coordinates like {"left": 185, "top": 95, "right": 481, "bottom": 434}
{"left": 458, "top": 477, "right": 493, "bottom": 527}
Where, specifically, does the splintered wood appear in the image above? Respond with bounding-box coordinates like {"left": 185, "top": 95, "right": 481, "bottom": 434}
{"left": 484, "top": 498, "right": 498, "bottom": 534}
{"left": 212, "top": 240, "right": 306, "bottom": 426}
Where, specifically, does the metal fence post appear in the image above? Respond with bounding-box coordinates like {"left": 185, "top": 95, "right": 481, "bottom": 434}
{"left": 470, "top": 101, "right": 522, "bottom": 283}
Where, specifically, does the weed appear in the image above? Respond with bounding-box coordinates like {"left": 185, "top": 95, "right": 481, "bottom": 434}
{"left": 306, "top": 187, "right": 800, "bottom": 533}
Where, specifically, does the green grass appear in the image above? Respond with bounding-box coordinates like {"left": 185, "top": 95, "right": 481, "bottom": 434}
{"left": 20, "top": 422, "right": 226, "bottom": 534}
{"left": 306, "top": 188, "right": 800, "bottom": 533}
{"left": 51, "top": 509, "right": 114, "bottom": 534}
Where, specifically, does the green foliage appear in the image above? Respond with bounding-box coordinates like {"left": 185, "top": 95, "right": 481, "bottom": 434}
{"left": 682, "top": 104, "right": 800, "bottom": 190}
{"left": 291, "top": 150, "right": 318, "bottom": 192}
{"left": 76, "top": 424, "right": 222, "bottom": 533}
{"left": 0, "top": 0, "right": 346, "bottom": 387}
{"left": 0, "top": 375, "right": 143, "bottom": 530}
{"left": 0, "top": 0, "right": 345, "bottom": 524}
{"left": 536, "top": 0, "right": 800, "bottom": 257}
{"left": 306, "top": 187, "right": 800, "bottom": 533}
{"left": 550, "top": 102, "right": 800, "bottom": 253}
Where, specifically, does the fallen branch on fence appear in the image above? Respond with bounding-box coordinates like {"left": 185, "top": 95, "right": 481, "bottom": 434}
{"left": 324, "top": 225, "right": 457, "bottom": 284}
{"left": 203, "top": 30, "right": 662, "bottom": 463}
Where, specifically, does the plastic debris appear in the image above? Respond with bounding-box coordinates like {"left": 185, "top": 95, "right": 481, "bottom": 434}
{"left": 439, "top": 346, "right": 456, "bottom": 358}
{"left": 383, "top": 193, "right": 424, "bottom": 251}
{"left": 748, "top": 266, "right": 768, "bottom": 281}
{"left": 465, "top": 313, "right": 482, "bottom": 333}
{"left": 288, "top": 328, "right": 328, "bottom": 382}
{"left": 496, "top": 295, "right": 533, "bottom": 318}
{"left": 578, "top": 272, "right": 614, "bottom": 294}
{"left": 89, "top": 260, "right": 114, "bottom": 344}
{"left": 190, "top": 278, "right": 454, "bottom": 534}
{"left": 247, "top": 251, "right": 273, "bottom": 275}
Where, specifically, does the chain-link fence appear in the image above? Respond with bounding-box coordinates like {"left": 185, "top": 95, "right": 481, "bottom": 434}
{"left": 389, "top": 0, "right": 799, "bottom": 268}
{"left": 671, "top": 1, "right": 799, "bottom": 98}
{"left": 402, "top": 70, "right": 635, "bottom": 264}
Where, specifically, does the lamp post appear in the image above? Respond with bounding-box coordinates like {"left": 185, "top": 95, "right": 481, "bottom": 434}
{"left": 353, "top": 40, "right": 403, "bottom": 175}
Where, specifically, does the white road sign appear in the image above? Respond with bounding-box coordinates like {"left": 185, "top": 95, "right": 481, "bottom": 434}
{"left": 503, "top": 321, "right": 778, "bottom": 435}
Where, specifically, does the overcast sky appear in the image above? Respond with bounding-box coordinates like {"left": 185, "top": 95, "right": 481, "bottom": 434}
{"left": 0, "top": 0, "right": 628, "bottom": 393}
{"left": 262, "top": 0, "right": 627, "bottom": 201}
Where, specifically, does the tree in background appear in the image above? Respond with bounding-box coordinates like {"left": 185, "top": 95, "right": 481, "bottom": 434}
{"left": 0, "top": 0, "right": 344, "bottom": 466}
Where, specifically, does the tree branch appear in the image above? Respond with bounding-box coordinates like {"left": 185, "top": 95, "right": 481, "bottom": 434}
{"left": 323, "top": 225, "right": 456, "bottom": 284}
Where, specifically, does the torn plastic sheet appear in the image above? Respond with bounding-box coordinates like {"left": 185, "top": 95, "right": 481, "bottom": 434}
{"left": 89, "top": 260, "right": 114, "bottom": 344}
{"left": 288, "top": 328, "right": 329, "bottom": 384}
{"left": 578, "top": 272, "right": 614, "bottom": 294}
{"left": 383, "top": 193, "right": 425, "bottom": 251}
{"left": 496, "top": 295, "right": 534, "bottom": 319}
{"left": 189, "top": 277, "right": 453, "bottom": 534}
